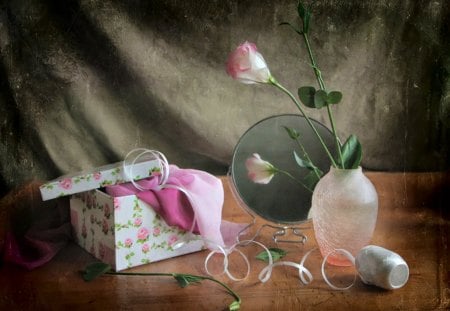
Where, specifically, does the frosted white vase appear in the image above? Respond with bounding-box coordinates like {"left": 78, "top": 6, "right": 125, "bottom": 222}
{"left": 311, "top": 166, "right": 378, "bottom": 266}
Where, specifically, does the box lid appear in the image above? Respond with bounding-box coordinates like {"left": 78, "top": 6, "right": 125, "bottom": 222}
{"left": 40, "top": 159, "right": 159, "bottom": 201}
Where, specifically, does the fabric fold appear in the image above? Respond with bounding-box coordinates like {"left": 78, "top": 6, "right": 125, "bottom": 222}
{"left": 106, "top": 165, "right": 245, "bottom": 248}
{"left": 1, "top": 183, "right": 72, "bottom": 270}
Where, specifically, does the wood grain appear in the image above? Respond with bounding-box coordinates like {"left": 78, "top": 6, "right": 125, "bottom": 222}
{"left": 0, "top": 172, "right": 449, "bottom": 310}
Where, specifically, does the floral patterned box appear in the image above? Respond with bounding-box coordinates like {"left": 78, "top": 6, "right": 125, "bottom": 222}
{"left": 39, "top": 160, "right": 159, "bottom": 201}
{"left": 70, "top": 189, "right": 204, "bottom": 271}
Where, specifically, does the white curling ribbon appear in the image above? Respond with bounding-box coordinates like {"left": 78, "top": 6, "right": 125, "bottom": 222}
{"left": 259, "top": 247, "right": 355, "bottom": 289}
{"left": 321, "top": 249, "right": 357, "bottom": 290}
{"left": 204, "top": 243, "right": 234, "bottom": 277}
{"left": 258, "top": 247, "right": 314, "bottom": 285}
{"left": 203, "top": 242, "right": 358, "bottom": 292}
{"left": 204, "top": 246, "right": 250, "bottom": 281}
{"left": 204, "top": 240, "right": 274, "bottom": 282}
{"left": 204, "top": 240, "right": 318, "bottom": 285}
{"left": 123, "top": 148, "right": 170, "bottom": 191}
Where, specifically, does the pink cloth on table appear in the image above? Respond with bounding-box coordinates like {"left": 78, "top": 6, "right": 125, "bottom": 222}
{"left": 2, "top": 195, "right": 72, "bottom": 270}
{"left": 105, "top": 165, "right": 244, "bottom": 248}
{"left": 3, "top": 226, "right": 71, "bottom": 270}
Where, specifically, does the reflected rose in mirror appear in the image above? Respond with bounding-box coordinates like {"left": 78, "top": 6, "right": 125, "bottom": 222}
{"left": 245, "top": 153, "right": 277, "bottom": 184}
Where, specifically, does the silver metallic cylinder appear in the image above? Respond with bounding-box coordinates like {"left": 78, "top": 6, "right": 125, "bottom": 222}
{"left": 355, "top": 245, "right": 409, "bottom": 290}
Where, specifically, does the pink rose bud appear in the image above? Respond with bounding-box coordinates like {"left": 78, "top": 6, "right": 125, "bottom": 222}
{"left": 142, "top": 243, "right": 150, "bottom": 253}
{"left": 102, "top": 219, "right": 109, "bottom": 234}
{"left": 168, "top": 235, "right": 179, "bottom": 246}
{"left": 103, "top": 204, "right": 110, "bottom": 217}
{"left": 134, "top": 218, "right": 143, "bottom": 226}
{"left": 124, "top": 238, "right": 133, "bottom": 247}
{"left": 245, "top": 153, "right": 277, "bottom": 184}
{"left": 226, "top": 41, "right": 271, "bottom": 84}
{"left": 137, "top": 227, "right": 149, "bottom": 240}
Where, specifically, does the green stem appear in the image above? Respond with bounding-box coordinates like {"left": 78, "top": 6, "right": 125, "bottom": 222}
{"left": 269, "top": 76, "right": 337, "bottom": 167}
{"left": 199, "top": 276, "right": 242, "bottom": 306}
{"left": 105, "top": 271, "right": 241, "bottom": 309}
{"left": 275, "top": 168, "right": 313, "bottom": 193}
{"left": 325, "top": 105, "right": 343, "bottom": 167}
{"left": 293, "top": 137, "right": 321, "bottom": 180}
{"left": 302, "top": 33, "right": 345, "bottom": 168}
{"left": 106, "top": 271, "right": 172, "bottom": 277}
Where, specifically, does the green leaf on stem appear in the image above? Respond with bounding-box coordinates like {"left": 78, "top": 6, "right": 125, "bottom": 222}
{"left": 255, "top": 248, "right": 287, "bottom": 262}
{"left": 314, "top": 90, "right": 328, "bottom": 108}
{"left": 339, "top": 134, "right": 362, "bottom": 169}
{"left": 298, "top": 86, "right": 316, "bottom": 108}
{"left": 297, "top": 2, "right": 307, "bottom": 19}
{"left": 173, "top": 274, "right": 203, "bottom": 288}
{"left": 279, "top": 22, "right": 303, "bottom": 35}
{"left": 294, "top": 151, "right": 316, "bottom": 170}
{"left": 82, "top": 262, "right": 112, "bottom": 282}
{"left": 229, "top": 300, "right": 241, "bottom": 311}
{"left": 314, "top": 90, "right": 342, "bottom": 108}
{"left": 327, "top": 91, "right": 343, "bottom": 104}
{"left": 304, "top": 170, "right": 322, "bottom": 190}
{"left": 297, "top": 2, "right": 311, "bottom": 33}
{"left": 282, "top": 126, "right": 300, "bottom": 139}
{"left": 81, "top": 266, "right": 241, "bottom": 310}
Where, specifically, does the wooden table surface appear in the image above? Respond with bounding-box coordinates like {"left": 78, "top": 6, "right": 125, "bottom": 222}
{"left": 0, "top": 172, "right": 449, "bottom": 310}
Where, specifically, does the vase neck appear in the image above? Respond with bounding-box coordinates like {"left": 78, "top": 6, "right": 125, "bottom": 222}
{"left": 329, "top": 166, "right": 362, "bottom": 177}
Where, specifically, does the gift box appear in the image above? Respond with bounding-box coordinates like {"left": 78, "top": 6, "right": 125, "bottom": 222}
{"left": 40, "top": 160, "right": 159, "bottom": 201}
{"left": 40, "top": 160, "right": 204, "bottom": 271}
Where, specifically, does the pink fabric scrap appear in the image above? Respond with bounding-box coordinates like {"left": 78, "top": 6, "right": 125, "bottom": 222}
{"left": 2, "top": 194, "right": 72, "bottom": 270}
{"left": 105, "top": 165, "right": 245, "bottom": 248}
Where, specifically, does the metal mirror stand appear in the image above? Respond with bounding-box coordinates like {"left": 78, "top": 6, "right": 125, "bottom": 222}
{"left": 227, "top": 173, "right": 309, "bottom": 246}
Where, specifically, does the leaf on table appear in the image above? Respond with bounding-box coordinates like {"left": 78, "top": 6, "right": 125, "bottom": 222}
{"left": 256, "top": 248, "right": 287, "bottom": 262}
{"left": 82, "top": 262, "right": 112, "bottom": 282}
{"left": 173, "top": 274, "right": 203, "bottom": 288}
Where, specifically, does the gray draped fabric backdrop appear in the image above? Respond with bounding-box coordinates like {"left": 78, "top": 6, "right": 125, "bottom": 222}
{"left": 1, "top": 0, "right": 449, "bottom": 197}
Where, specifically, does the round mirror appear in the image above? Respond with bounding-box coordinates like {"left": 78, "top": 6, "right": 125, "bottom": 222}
{"left": 230, "top": 114, "right": 336, "bottom": 224}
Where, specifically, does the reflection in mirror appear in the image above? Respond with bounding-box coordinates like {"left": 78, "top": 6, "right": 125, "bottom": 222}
{"left": 230, "top": 114, "right": 336, "bottom": 224}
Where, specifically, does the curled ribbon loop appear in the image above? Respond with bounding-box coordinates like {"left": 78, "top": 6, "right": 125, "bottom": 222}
{"left": 204, "top": 242, "right": 356, "bottom": 291}
{"left": 122, "top": 148, "right": 199, "bottom": 248}
{"left": 321, "top": 248, "right": 357, "bottom": 290}
{"left": 258, "top": 247, "right": 314, "bottom": 285}
{"left": 123, "top": 148, "right": 170, "bottom": 190}
{"left": 204, "top": 239, "right": 273, "bottom": 282}
{"left": 204, "top": 242, "right": 232, "bottom": 277}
